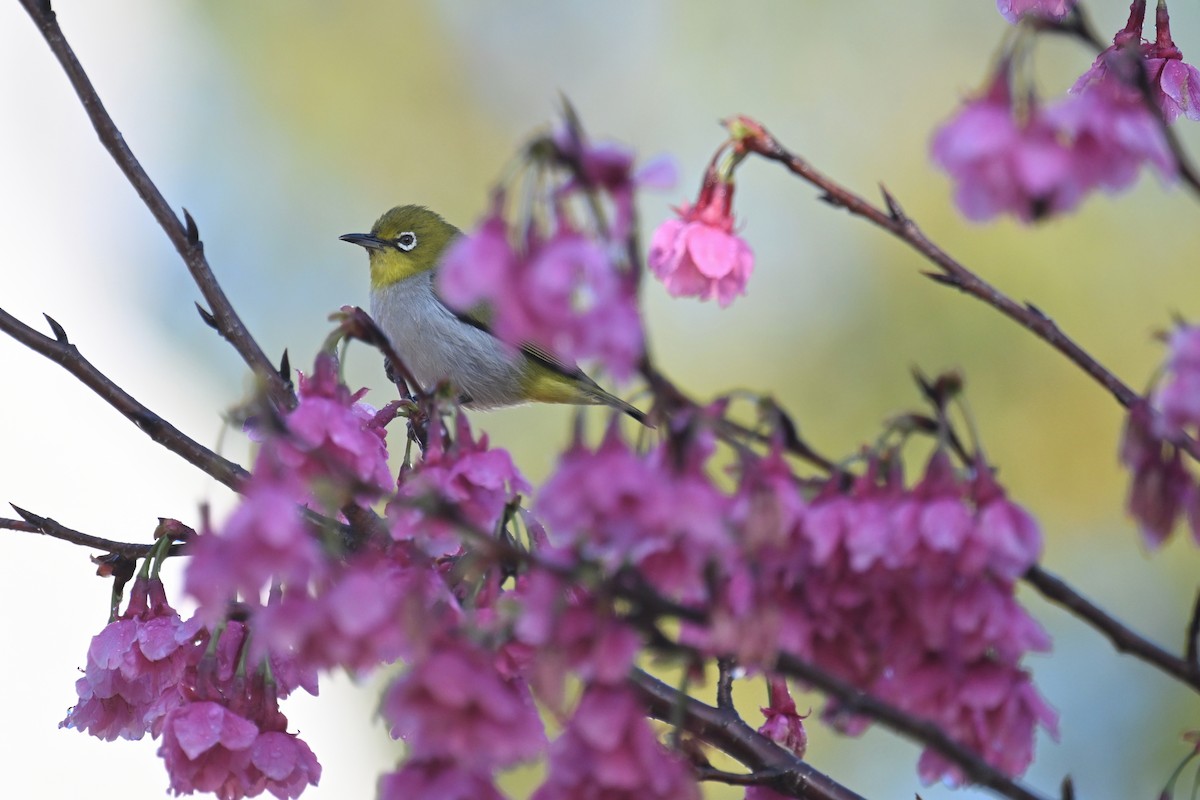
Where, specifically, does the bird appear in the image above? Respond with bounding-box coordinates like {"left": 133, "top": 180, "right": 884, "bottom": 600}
{"left": 340, "top": 205, "right": 648, "bottom": 424}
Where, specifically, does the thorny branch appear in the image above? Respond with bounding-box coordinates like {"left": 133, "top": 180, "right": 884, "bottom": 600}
{"left": 17, "top": 0, "right": 296, "bottom": 413}
{"left": 0, "top": 306, "right": 247, "bottom": 492}
{"left": 1, "top": 511, "right": 186, "bottom": 559}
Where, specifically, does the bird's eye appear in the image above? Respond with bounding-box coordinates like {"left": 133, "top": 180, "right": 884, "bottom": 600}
{"left": 395, "top": 232, "right": 417, "bottom": 251}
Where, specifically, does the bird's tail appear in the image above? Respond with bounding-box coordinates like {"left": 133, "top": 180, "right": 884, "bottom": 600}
{"left": 580, "top": 383, "right": 652, "bottom": 427}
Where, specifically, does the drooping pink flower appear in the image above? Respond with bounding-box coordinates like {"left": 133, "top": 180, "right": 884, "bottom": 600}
{"left": 253, "top": 547, "right": 461, "bottom": 677}
{"left": 157, "top": 620, "right": 321, "bottom": 799}
{"left": 381, "top": 635, "right": 546, "bottom": 771}
{"left": 970, "top": 463, "right": 1044, "bottom": 581}
{"left": 437, "top": 203, "right": 645, "bottom": 380}
{"left": 379, "top": 759, "right": 507, "bottom": 800}
{"left": 1120, "top": 399, "right": 1197, "bottom": 548}
{"left": 158, "top": 701, "right": 320, "bottom": 800}
{"left": 1045, "top": 1, "right": 1176, "bottom": 191}
{"left": 531, "top": 684, "right": 701, "bottom": 800}
{"left": 931, "top": 64, "right": 1081, "bottom": 222}
{"left": 62, "top": 577, "right": 202, "bottom": 741}
{"left": 769, "top": 451, "right": 1056, "bottom": 782}
{"left": 1152, "top": 324, "right": 1200, "bottom": 436}
{"left": 996, "top": 0, "right": 1077, "bottom": 23}
{"left": 649, "top": 174, "right": 754, "bottom": 307}
{"left": 184, "top": 475, "right": 326, "bottom": 619}
{"left": 510, "top": 567, "right": 642, "bottom": 710}
{"left": 1144, "top": 2, "right": 1200, "bottom": 122}
{"left": 388, "top": 412, "right": 529, "bottom": 557}
{"left": 268, "top": 352, "right": 394, "bottom": 503}
{"left": 757, "top": 676, "right": 807, "bottom": 758}
{"left": 552, "top": 124, "right": 678, "bottom": 239}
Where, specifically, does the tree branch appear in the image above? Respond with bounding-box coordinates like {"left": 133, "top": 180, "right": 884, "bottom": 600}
{"left": 2, "top": 509, "right": 184, "bottom": 559}
{"left": 0, "top": 306, "right": 247, "bottom": 491}
{"left": 1187, "top": 589, "right": 1200, "bottom": 670}
{"left": 1026, "top": 564, "right": 1200, "bottom": 691}
{"left": 771, "top": 652, "right": 1049, "bottom": 800}
{"left": 17, "top": 0, "right": 295, "bottom": 412}
{"left": 631, "top": 669, "right": 866, "bottom": 800}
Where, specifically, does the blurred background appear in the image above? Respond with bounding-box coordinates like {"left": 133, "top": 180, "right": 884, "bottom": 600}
{"left": 2, "top": 0, "right": 1199, "bottom": 797}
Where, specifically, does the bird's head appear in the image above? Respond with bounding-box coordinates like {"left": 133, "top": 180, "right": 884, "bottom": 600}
{"left": 340, "top": 205, "right": 460, "bottom": 290}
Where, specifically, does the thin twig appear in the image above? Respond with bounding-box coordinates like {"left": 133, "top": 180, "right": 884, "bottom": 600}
{"left": 1187, "top": 589, "right": 1200, "bottom": 670}
{"left": 717, "top": 657, "right": 737, "bottom": 712}
{"left": 3, "top": 509, "right": 184, "bottom": 559}
{"left": 631, "top": 669, "right": 866, "bottom": 800}
{"left": 694, "top": 765, "right": 789, "bottom": 787}
{"left": 17, "top": 0, "right": 295, "bottom": 412}
{"left": 0, "top": 306, "right": 247, "bottom": 491}
{"left": 1026, "top": 564, "right": 1200, "bottom": 691}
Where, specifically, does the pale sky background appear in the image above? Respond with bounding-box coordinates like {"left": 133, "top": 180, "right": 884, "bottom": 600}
{"left": 2, "top": 1, "right": 1200, "bottom": 798}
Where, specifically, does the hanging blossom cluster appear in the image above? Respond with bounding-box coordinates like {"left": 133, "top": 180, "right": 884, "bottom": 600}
{"left": 436, "top": 124, "right": 675, "bottom": 382}
{"left": 788, "top": 453, "right": 1055, "bottom": 783}
{"left": 62, "top": 344, "right": 1057, "bottom": 798}
{"left": 1121, "top": 323, "right": 1200, "bottom": 548}
{"left": 538, "top": 409, "right": 1056, "bottom": 786}
{"left": 935, "top": 0, "right": 1198, "bottom": 223}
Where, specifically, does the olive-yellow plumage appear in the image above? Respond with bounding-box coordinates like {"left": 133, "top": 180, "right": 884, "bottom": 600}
{"left": 341, "top": 205, "right": 646, "bottom": 423}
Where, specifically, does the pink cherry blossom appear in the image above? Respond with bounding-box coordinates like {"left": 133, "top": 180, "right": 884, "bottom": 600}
{"left": 552, "top": 124, "right": 678, "bottom": 239}
{"left": 62, "top": 577, "right": 202, "bottom": 741}
{"left": 192, "top": 619, "right": 318, "bottom": 704}
{"left": 269, "top": 352, "right": 394, "bottom": 503}
{"left": 1054, "top": 51, "right": 1176, "bottom": 189}
{"left": 184, "top": 475, "right": 326, "bottom": 619}
{"left": 511, "top": 567, "right": 642, "bottom": 709}
{"left": 649, "top": 175, "right": 754, "bottom": 307}
{"left": 536, "top": 422, "right": 732, "bottom": 604}
{"left": 1084, "top": 0, "right": 1200, "bottom": 124}
{"left": 996, "top": 0, "right": 1077, "bottom": 23}
{"left": 381, "top": 635, "right": 546, "bottom": 770}
{"left": 768, "top": 451, "right": 1055, "bottom": 781}
{"left": 379, "top": 759, "right": 507, "bottom": 800}
{"left": 1120, "top": 399, "right": 1197, "bottom": 548}
{"left": 931, "top": 65, "right": 1081, "bottom": 222}
{"left": 253, "top": 548, "right": 461, "bottom": 677}
{"left": 757, "top": 676, "right": 807, "bottom": 758}
{"left": 158, "top": 701, "right": 320, "bottom": 800}
{"left": 531, "top": 684, "right": 700, "bottom": 800}
{"left": 1152, "top": 324, "right": 1200, "bottom": 436}
{"left": 388, "top": 412, "right": 529, "bottom": 557}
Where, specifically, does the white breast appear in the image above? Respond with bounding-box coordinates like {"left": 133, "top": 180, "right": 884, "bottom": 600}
{"left": 370, "top": 273, "right": 529, "bottom": 408}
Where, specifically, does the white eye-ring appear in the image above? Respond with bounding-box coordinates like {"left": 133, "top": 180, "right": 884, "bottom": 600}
{"left": 395, "top": 232, "right": 417, "bottom": 251}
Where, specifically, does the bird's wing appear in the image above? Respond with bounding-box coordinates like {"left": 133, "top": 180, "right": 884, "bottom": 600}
{"left": 432, "top": 290, "right": 601, "bottom": 387}
{"left": 429, "top": 285, "right": 650, "bottom": 425}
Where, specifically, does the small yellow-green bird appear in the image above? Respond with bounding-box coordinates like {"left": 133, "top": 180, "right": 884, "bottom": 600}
{"left": 340, "top": 205, "right": 647, "bottom": 424}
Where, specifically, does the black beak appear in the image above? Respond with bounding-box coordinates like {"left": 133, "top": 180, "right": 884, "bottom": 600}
{"left": 339, "top": 233, "right": 387, "bottom": 250}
